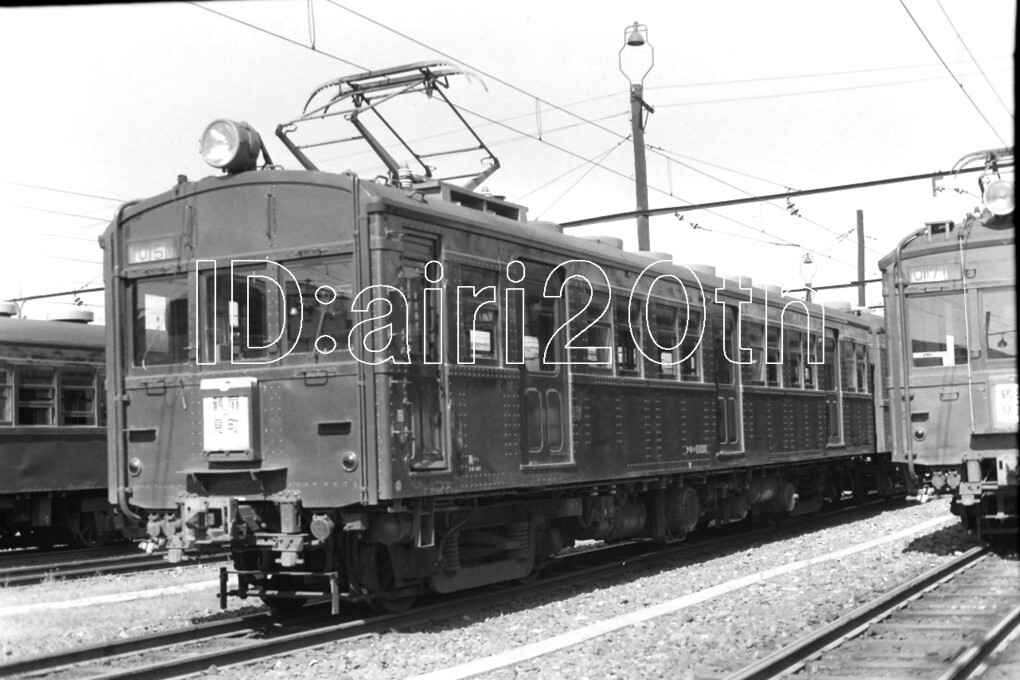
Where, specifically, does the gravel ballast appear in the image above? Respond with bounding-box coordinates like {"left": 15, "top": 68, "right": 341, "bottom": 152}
{"left": 194, "top": 498, "right": 992, "bottom": 680}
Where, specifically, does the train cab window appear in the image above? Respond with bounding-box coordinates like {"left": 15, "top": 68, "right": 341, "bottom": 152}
{"left": 0, "top": 367, "right": 11, "bottom": 423}
{"left": 17, "top": 367, "right": 55, "bottom": 425}
{"left": 132, "top": 277, "right": 189, "bottom": 368}
{"left": 522, "top": 264, "right": 560, "bottom": 372}
{"left": 647, "top": 303, "right": 678, "bottom": 379}
{"left": 784, "top": 330, "right": 804, "bottom": 389}
{"left": 766, "top": 328, "right": 781, "bottom": 387}
{"left": 982, "top": 288, "right": 1017, "bottom": 360}
{"left": 741, "top": 321, "right": 766, "bottom": 385}
{"left": 678, "top": 310, "right": 702, "bottom": 382}
{"left": 907, "top": 293, "right": 969, "bottom": 367}
{"left": 200, "top": 266, "right": 272, "bottom": 363}
{"left": 452, "top": 266, "right": 499, "bottom": 365}
{"left": 282, "top": 257, "right": 354, "bottom": 357}
{"left": 569, "top": 289, "right": 612, "bottom": 372}
{"left": 60, "top": 369, "right": 96, "bottom": 426}
{"left": 615, "top": 302, "right": 641, "bottom": 377}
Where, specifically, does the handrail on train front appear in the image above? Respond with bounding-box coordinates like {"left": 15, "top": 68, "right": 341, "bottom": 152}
{"left": 107, "top": 200, "right": 143, "bottom": 522}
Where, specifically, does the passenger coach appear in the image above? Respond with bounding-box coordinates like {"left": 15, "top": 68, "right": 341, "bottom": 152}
{"left": 0, "top": 304, "right": 117, "bottom": 548}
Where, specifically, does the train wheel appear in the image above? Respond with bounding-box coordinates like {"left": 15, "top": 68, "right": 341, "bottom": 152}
{"left": 70, "top": 510, "right": 111, "bottom": 548}
{"left": 359, "top": 543, "right": 417, "bottom": 614}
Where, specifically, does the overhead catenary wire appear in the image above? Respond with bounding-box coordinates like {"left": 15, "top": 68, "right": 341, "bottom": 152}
{"left": 0, "top": 180, "right": 126, "bottom": 203}
{"left": 322, "top": 1, "right": 860, "bottom": 267}
{"left": 561, "top": 163, "right": 1002, "bottom": 228}
{"left": 186, "top": 0, "right": 990, "bottom": 271}
{"left": 934, "top": 0, "right": 1014, "bottom": 121}
{"left": 896, "top": 0, "right": 1008, "bottom": 145}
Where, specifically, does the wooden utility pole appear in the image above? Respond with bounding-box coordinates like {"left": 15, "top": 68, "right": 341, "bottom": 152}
{"left": 631, "top": 84, "right": 651, "bottom": 251}
{"left": 856, "top": 209, "right": 865, "bottom": 307}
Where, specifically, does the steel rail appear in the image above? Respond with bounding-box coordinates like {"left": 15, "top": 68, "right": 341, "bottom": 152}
{"left": 0, "top": 552, "right": 228, "bottom": 587}
{"left": 725, "top": 545, "right": 990, "bottom": 680}
{"left": 0, "top": 495, "right": 906, "bottom": 679}
{"left": 937, "top": 602, "right": 1020, "bottom": 680}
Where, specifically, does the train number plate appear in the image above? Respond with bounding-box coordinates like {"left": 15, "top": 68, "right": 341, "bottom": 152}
{"left": 994, "top": 383, "right": 1018, "bottom": 426}
{"left": 203, "top": 395, "right": 251, "bottom": 451}
{"left": 126, "top": 237, "right": 179, "bottom": 265}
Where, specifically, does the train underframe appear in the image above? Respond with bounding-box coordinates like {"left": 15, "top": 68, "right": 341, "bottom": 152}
{"left": 148, "top": 454, "right": 902, "bottom": 613}
{"left": 919, "top": 451, "right": 1019, "bottom": 542}
{"left": 0, "top": 491, "right": 136, "bottom": 549}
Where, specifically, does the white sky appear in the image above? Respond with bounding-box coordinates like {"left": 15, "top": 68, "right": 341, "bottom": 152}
{"left": 0, "top": 0, "right": 1014, "bottom": 325}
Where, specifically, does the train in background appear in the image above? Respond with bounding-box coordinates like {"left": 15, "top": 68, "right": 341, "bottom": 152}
{"left": 102, "top": 62, "right": 902, "bottom": 614}
{"left": 0, "top": 303, "right": 135, "bottom": 548}
{"left": 880, "top": 147, "right": 1017, "bottom": 540}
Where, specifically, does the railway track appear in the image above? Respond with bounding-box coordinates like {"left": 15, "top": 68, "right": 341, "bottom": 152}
{"left": 0, "top": 497, "right": 909, "bottom": 679}
{"left": 0, "top": 550, "right": 229, "bottom": 587}
{"left": 728, "top": 545, "right": 1020, "bottom": 680}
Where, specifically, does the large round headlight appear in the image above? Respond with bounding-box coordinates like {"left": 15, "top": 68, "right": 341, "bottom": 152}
{"left": 983, "top": 178, "right": 1015, "bottom": 216}
{"left": 199, "top": 119, "right": 262, "bottom": 174}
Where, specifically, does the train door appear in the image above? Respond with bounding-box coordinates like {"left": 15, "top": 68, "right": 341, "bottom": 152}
{"left": 820, "top": 328, "right": 843, "bottom": 446}
{"left": 714, "top": 304, "right": 744, "bottom": 456}
{"left": 400, "top": 232, "right": 448, "bottom": 471}
{"left": 511, "top": 261, "right": 571, "bottom": 466}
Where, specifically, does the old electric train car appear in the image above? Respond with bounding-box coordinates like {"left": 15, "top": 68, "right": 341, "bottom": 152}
{"left": 102, "top": 63, "right": 898, "bottom": 612}
{"left": 880, "top": 147, "right": 1017, "bottom": 539}
{"left": 0, "top": 304, "right": 119, "bottom": 548}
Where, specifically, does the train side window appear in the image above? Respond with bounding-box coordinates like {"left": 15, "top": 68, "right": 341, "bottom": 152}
{"left": 132, "top": 277, "right": 189, "bottom": 368}
{"left": 16, "top": 367, "right": 55, "bottom": 425}
{"left": 679, "top": 310, "right": 702, "bottom": 382}
{"left": 647, "top": 303, "right": 678, "bottom": 380}
{"left": 766, "top": 328, "right": 781, "bottom": 387}
{"left": 784, "top": 330, "right": 804, "bottom": 389}
{"left": 804, "top": 333, "right": 820, "bottom": 390}
{"left": 855, "top": 345, "right": 869, "bottom": 393}
{"left": 982, "top": 288, "right": 1017, "bottom": 360}
{"left": 282, "top": 257, "right": 354, "bottom": 357}
{"left": 522, "top": 264, "right": 560, "bottom": 372}
{"left": 98, "top": 373, "right": 108, "bottom": 426}
{"left": 741, "top": 321, "right": 765, "bottom": 385}
{"left": 569, "top": 289, "right": 612, "bottom": 372}
{"left": 819, "top": 330, "right": 837, "bottom": 391}
{"left": 60, "top": 369, "right": 97, "bottom": 426}
{"left": 840, "top": 341, "right": 856, "bottom": 391}
{"left": 451, "top": 265, "right": 499, "bottom": 365}
{"left": 0, "top": 366, "right": 11, "bottom": 423}
{"left": 614, "top": 301, "right": 641, "bottom": 377}
{"left": 906, "top": 293, "right": 969, "bottom": 367}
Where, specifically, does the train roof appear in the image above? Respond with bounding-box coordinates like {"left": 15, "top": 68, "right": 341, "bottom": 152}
{"left": 877, "top": 208, "right": 1015, "bottom": 272}
{"left": 0, "top": 316, "right": 105, "bottom": 352}
{"left": 113, "top": 168, "right": 878, "bottom": 331}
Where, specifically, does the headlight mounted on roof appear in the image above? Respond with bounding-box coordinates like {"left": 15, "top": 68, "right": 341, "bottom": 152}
{"left": 199, "top": 119, "right": 263, "bottom": 174}
{"left": 983, "top": 178, "right": 1015, "bottom": 216}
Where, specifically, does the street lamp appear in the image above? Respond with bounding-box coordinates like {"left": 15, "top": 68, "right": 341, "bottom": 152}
{"left": 619, "top": 21, "right": 655, "bottom": 252}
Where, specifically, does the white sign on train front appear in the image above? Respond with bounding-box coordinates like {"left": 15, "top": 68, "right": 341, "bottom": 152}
{"left": 994, "top": 383, "right": 1018, "bottom": 426}
{"left": 202, "top": 394, "right": 251, "bottom": 451}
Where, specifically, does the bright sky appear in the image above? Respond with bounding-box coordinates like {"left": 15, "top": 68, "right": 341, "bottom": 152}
{"left": 0, "top": 0, "right": 1014, "bottom": 325}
